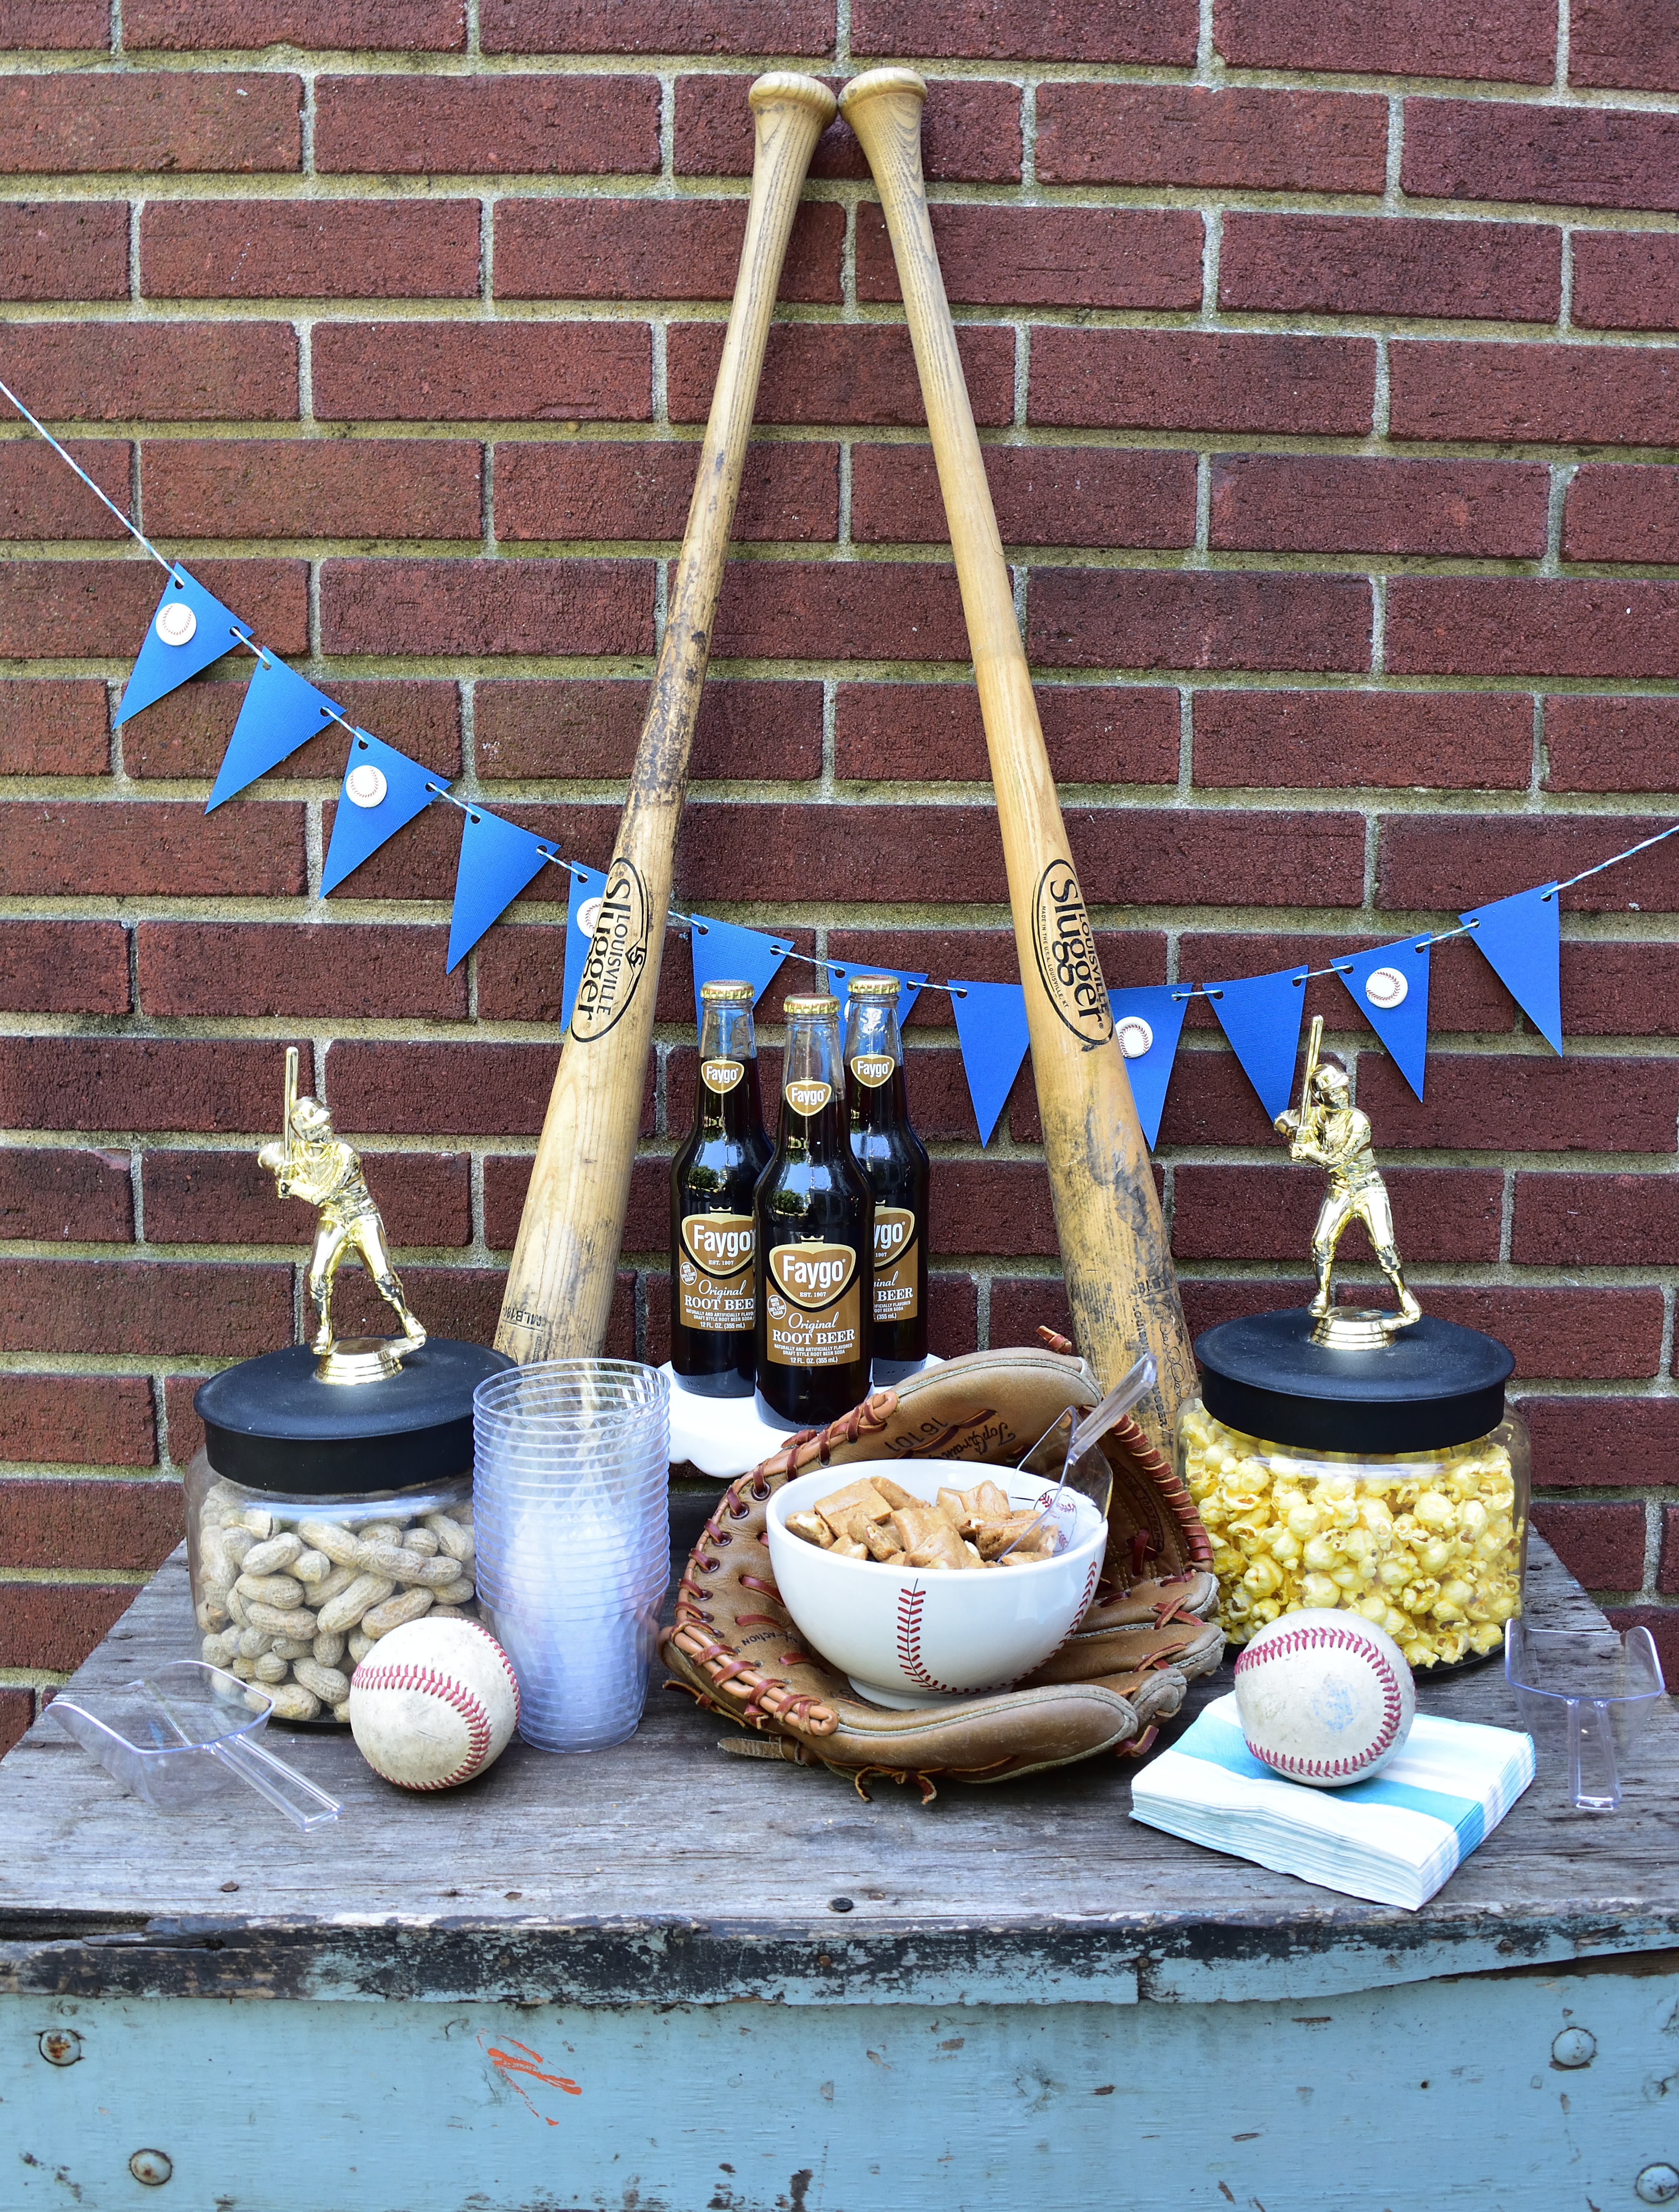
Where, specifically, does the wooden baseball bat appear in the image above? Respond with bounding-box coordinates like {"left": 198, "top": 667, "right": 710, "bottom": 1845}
{"left": 838, "top": 68, "right": 1197, "bottom": 1440}
{"left": 495, "top": 73, "right": 838, "bottom": 1366}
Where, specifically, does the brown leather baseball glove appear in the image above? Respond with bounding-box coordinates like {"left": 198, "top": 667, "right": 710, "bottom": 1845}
{"left": 659, "top": 1337, "right": 1223, "bottom": 1801}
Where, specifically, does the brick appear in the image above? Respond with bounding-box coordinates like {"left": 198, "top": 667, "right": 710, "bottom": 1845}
{"left": 143, "top": 439, "right": 482, "bottom": 542}
{"left": 316, "top": 72, "right": 659, "bottom": 174}
{"left": 1573, "top": 234, "right": 1679, "bottom": 332}
{"left": 0, "top": 921, "right": 129, "bottom": 1014}
{"left": 707, "top": 558, "right": 965, "bottom": 664}
{"left": 1359, "top": 1051, "right": 1679, "bottom": 1154}
{"left": 1523, "top": 1395, "right": 1679, "bottom": 1487}
{"left": 324, "top": 1042, "right": 569, "bottom": 1135}
{"left": 474, "top": 676, "right": 823, "bottom": 781}
{"left": 320, "top": 556, "right": 651, "bottom": 657}
{"left": 0, "top": 1037, "right": 315, "bottom": 1134}
{"left": 495, "top": 440, "right": 836, "bottom": 544}
{"left": 1222, "top": 212, "right": 1559, "bottom": 323}
{"left": 0, "top": 1148, "right": 132, "bottom": 1241}
{"left": 496, "top": 199, "right": 841, "bottom": 303}
{"left": 1030, "top": 329, "right": 1375, "bottom": 436}
{"left": 1544, "top": 696, "right": 1679, "bottom": 792}
{"left": 0, "top": 321, "right": 297, "bottom": 426}
{"left": 0, "top": 1476, "right": 182, "bottom": 1567}
{"left": 0, "top": 800, "right": 303, "bottom": 897}
{"left": 0, "top": 1260, "right": 291, "bottom": 1356}
{"left": 314, "top": 321, "right": 649, "bottom": 424}
{"left": 1210, "top": 456, "right": 1549, "bottom": 560}
{"left": 0, "top": 73, "right": 299, "bottom": 173}
{"left": 1606, "top": 1605, "right": 1679, "bottom": 1678}
{"left": 143, "top": 1147, "right": 470, "bottom": 1248}
{"left": 485, "top": 1149, "right": 655, "bottom": 1251}
{"left": 1563, "top": 464, "right": 1679, "bottom": 563}
{"left": 1194, "top": 689, "right": 1532, "bottom": 791}
{"left": 833, "top": 682, "right": 1179, "bottom": 785}
{"left": 0, "top": 1582, "right": 136, "bottom": 1673}
{"left": 125, "top": 677, "right": 461, "bottom": 782}
{"left": 0, "top": 1687, "right": 31, "bottom": 1756}
{"left": 1403, "top": 98, "right": 1679, "bottom": 214}
{"left": 482, "top": 0, "right": 835, "bottom": 53}
{"left": 675, "top": 73, "right": 1021, "bottom": 183}
{"left": 1031, "top": 571, "right": 1373, "bottom": 675}
{"left": 1514, "top": 1172, "right": 1679, "bottom": 1265}
{"left": 1572, "top": 0, "right": 1679, "bottom": 90}
{"left": 1555, "top": 941, "right": 1679, "bottom": 1035}
{"left": 989, "top": 1277, "right": 1074, "bottom": 1350}
{"left": 1386, "top": 579, "right": 1679, "bottom": 679}
{"left": 1664, "top": 1510, "right": 1679, "bottom": 1591}
{"left": 1036, "top": 84, "right": 1386, "bottom": 194}
{"left": 138, "top": 923, "right": 464, "bottom": 1019}
{"left": 851, "top": 444, "right": 1197, "bottom": 550}
{"left": 853, "top": 0, "right": 1194, "bottom": 63}
{"left": 857, "top": 203, "right": 1202, "bottom": 311}
{"left": 1383, "top": 809, "right": 1679, "bottom": 912}
{"left": 1174, "top": 1165, "right": 1502, "bottom": 1263}
{"left": 0, "top": 3, "right": 109, "bottom": 47}
{"left": 668, "top": 322, "right": 1014, "bottom": 428}
{"left": 1214, "top": 0, "right": 1553, "bottom": 80}
{"left": 0, "top": 437, "right": 127, "bottom": 540}
{"left": 1395, "top": 339, "right": 1679, "bottom": 448}
{"left": 1533, "top": 1502, "right": 1646, "bottom": 1590}
{"left": 0, "top": 679, "right": 110, "bottom": 773}
{"left": 921, "top": 1161, "right": 1051, "bottom": 1257}
{"left": 0, "top": 556, "right": 306, "bottom": 660}
{"left": 0, "top": 201, "right": 125, "bottom": 300}
{"left": 1424, "top": 1287, "right": 1662, "bottom": 1380}
{"left": 142, "top": 200, "right": 479, "bottom": 302}
{"left": 163, "top": 1375, "right": 208, "bottom": 1470}
{"left": 126, "top": 0, "right": 463, "bottom": 44}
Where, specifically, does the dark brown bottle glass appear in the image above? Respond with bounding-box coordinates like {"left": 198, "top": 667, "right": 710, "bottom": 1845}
{"left": 755, "top": 992, "right": 874, "bottom": 1426}
{"left": 845, "top": 976, "right": 931, "bottom": 1381}
{"left": 670, "top": 981, "right": 772, "bottom": 1397}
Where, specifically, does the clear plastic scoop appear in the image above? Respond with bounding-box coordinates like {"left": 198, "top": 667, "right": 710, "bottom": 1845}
{"left": 1504, "top": 1618, "right": 1665, "bottom": 1813}
{"left": 998, "top": 1353, "right": 1158, "bottom": 1560}
{"left": 49, "top": 1660, "right": 342, "bottom": 1831}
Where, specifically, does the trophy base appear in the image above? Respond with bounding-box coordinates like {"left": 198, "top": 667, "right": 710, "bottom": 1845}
{"left": 316, "top": 1334, "right": 424, "bottom": 1386}
{"left": 1311, "top": 1307, "right": 1421, "bottom": 1351}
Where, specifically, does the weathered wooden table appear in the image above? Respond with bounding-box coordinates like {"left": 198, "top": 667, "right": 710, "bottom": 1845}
{"left": 2, "top": 1530, "right": 1675, "bottom": 2212}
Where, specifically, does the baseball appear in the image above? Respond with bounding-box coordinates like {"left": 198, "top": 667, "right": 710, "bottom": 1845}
{"left": 349, "top": 1617, "right": 520, "bottom": 1792}
{"left": 1233, "top": 1610, "right": 1415, "bottom": 1788}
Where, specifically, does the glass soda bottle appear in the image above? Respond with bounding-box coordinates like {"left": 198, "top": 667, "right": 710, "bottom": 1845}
{"left": 669, "top": 979, "right": 772, "bottom": 1397}
{"left": 755, "top": 992, "right": 874, "bottom": 1426}
{"left": 844, "top": 975, "right": 931, "bottom": 1382}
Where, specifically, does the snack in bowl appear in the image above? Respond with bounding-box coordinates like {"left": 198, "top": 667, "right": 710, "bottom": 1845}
{"left": 766, "top": 1460, "right": 1107, "bottom": 1708}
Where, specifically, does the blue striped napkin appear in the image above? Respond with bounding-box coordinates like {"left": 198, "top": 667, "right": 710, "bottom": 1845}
{"left": 1131, "top": 1693, "right": 1535, "bottom": 1909}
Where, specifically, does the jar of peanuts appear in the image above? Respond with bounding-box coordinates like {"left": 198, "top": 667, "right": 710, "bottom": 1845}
{"left": 1179, "top": 1309, "right": 1528, "bottom": 1675}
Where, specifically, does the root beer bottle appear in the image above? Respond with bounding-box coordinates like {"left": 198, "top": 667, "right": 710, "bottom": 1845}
{"left": 754, "top": 992, "right": 874, "bottom": 1426}
{"left": 670, "top": 980, "right": 772, "bottom": 1397}
{"left": 845, "top": 976, "right": 931, "bottom": 1382}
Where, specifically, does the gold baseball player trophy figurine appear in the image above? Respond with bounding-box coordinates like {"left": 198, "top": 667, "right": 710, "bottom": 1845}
{"left": 1274, "top": 1015, "right": 1423, "bottom": 1350}
{"left": 259, "top": 1048, "right": 427, "bottom": 1384}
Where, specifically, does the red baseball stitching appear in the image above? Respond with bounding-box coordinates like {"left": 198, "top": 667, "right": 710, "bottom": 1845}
{"left": 1233, "top": 1622, "right": 1404, "bottom": 1780}
{"left": 459, "top": 1617, "right": 522, "bottom": 1729}
{"left": 351, "top": 1661, "right": 495, "bottom": 1791}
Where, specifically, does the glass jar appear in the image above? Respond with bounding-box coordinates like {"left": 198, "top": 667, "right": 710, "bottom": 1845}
{"left": 187, "top": 1337, "right": 508, "bottom": 1724}
{"left": 1178, "top": 1309, "right": 1529, "bottom": 1674}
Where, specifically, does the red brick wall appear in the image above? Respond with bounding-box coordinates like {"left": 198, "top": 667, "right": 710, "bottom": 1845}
{"left": 3, "top": 0, "right": 1677, "bottom": 1737}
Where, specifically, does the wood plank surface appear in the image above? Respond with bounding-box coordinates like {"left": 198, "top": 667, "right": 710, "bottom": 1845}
{"left": 2, "top": 1534, "right": 1674, "bottom": 2008}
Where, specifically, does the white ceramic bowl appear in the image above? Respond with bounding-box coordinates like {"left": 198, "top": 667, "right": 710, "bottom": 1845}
{"left": 765, "top": 1460, "right": 1106, "bottom": 1709}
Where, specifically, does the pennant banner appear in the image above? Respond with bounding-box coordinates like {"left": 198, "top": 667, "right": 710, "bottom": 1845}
{"left": 1108, "top": 985, "right": 1189, "bottom": 1151}
{"left": 116, "top": 566, "right": 251, "bottom": 726}
{"left": 447, "top": 808, "right": 557, "bottom": 972}
{"left": 560, "top": 865, "right": 607, "bottom": 1033}
{"left": 951, "top": 980, "right": 1030, "bottom": 1147}
{"left": 687, "top": 913, "right": 795, "bottom": 1031}
{"left": 1333, "top": 935, "right": 1433, "bottom": 1102}
{"left": 1210, "top": 966, "right": 1311, "bottom": 1124}
{"left": 828, "top": 961, "right": 929, "bottom": 1025}
{"left": 322, "top": 732, "right": 444, "bottom": 897}
{"left": 1461, "top": 884, "right": 1563, "bottom": 1054}
{"left": 208, "top": 652, "right": 341, "bottom": 813}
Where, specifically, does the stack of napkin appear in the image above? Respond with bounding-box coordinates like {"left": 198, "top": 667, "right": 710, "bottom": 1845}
{"left": 1131, "top": 1692, "right": 1535, "bottom": 1909}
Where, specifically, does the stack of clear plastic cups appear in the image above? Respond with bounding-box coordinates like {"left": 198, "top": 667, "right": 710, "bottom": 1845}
{"left": 472, "top": 1359, "right": 671, "bottom": 1754}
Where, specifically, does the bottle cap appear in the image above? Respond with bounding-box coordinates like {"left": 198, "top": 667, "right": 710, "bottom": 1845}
{"left": 700, "top": 979, "right": 755, "bottom": 1003}
{"left": 784, "top": 993, "right": 840, "bottom": 1017}
{"left": 847, "top": 975, "right": 901, "bottom": 1000}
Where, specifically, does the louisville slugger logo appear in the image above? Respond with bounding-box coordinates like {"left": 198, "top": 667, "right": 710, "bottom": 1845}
{"left": 1031, "top": 858, "right": 1113, "bottom": 1048}
{"left": 768, "top": 1241, "right": 856, "bottom": 1311}
{"left": 682, "top": 1213, "right": 755, "bottom": 1276}
{"left": 571, "top": 857, "right": 649, "bottom": 1043}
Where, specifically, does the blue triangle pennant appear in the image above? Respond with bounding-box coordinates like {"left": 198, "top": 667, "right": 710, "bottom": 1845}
{"left": 1208, "top": 965, "right": 1311, "bottom": 1124}
{"left": 447, "top": 806, "right": 559, "bottom": 972}
{"left": 1460, "top": 884, "right": 1563, "bottom": 1054}
{"left": 951, "top": 979, "right": 1030, "bottom": 1147}
{"left": 828, "top": 963, "right": 929, "bottom": 1025}
{"left": 115, "top": 565, "right": 252, "bottom": 726}
{"left": 1107, "top": 985, "right": 1188, "bottom": 1151}
{"left": 321, "top": 732, "right": 445, "bottom": 897}
{"left": 1332, "top": 936, "right": 1433, "bottom": 1101}
{"left": 207, "top": 651, "right": 342, "bottom": 812}
{"left": 560, "top": 863, "right": 607, "bottom": 1032}
{"left": 687, "top": 913, "right": 794, "bottom": 1031}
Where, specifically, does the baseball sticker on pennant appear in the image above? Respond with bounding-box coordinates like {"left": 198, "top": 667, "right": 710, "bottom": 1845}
{"left": 207, "top": 652, "right": 343, "bottom": 813}
{"left": 1332, "top": 936, "right": 1433, "bottom": 1102}
{"left": 559, "top": 864, "right": 607, "bottom": 1033}
{"left": 1208, "top": 966, "right": 1311, "bottom": 1124}
{"left": 447, "top": 808, "right": 558, "bottom": 972}
{"left": 115, "top": 565, "right": 253, "bottom": 726}
{"left": 321, "top": 733, "right": 445, "bottom": 897}
{"left": 1460, "top": 884, "right": 1563, "bottom": 1054}
{"left": 1107, "top": 985, "right": 1188, "bottom": 1151}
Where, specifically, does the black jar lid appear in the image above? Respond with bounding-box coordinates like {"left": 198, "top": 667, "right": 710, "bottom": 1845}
{"left": 1195, "top": 1309, "right": 1514, "bottom": 1455}
{"left": 195, "top": 1339, "right": 512, "bottom": 1496}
